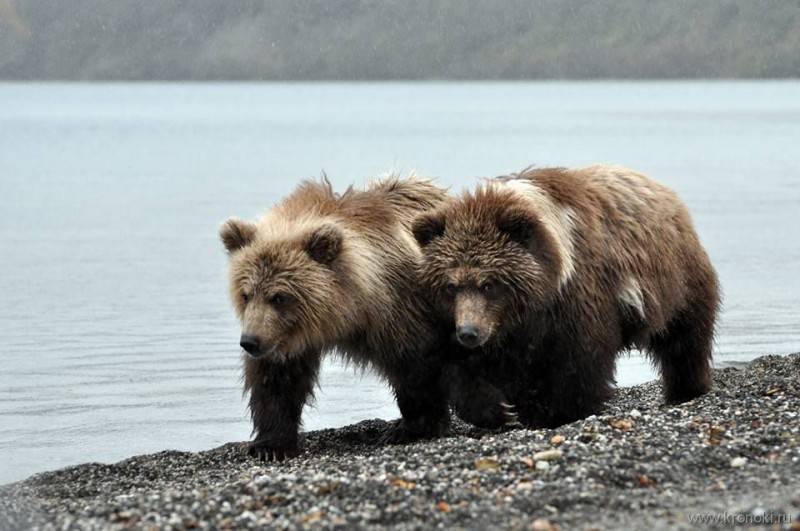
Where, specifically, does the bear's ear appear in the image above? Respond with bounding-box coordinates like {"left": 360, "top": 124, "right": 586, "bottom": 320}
{"left": 220, "top": 217, "right": 257, "bottom": 254}
{"left": 411, "top": 211, "right": 446, "bottom": 247}
{"left": 496, "top": 207, "right": 537, "bottom": 247}
{"left": 305, "top": 224, "right": 343, "bottom": 265}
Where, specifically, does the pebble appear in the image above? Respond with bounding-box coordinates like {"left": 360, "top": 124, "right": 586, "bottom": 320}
{"left": 731, "top": 457, "right": 748, "bottom": 468}
{"left": 531, "top": 518, "right": 558, "bottom": 531}
{"left": 532, "top": 449, "right": 563, "bottom": 461}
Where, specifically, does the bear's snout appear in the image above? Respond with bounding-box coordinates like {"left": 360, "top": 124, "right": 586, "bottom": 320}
{"left": 453, "top": 291, "right": 492, "bottom": 348}
{"left": 456, "top": 324, "right": 481, "bottom": 348}
{"left": 240, "top": 334, "right": 262, "bottom": 356}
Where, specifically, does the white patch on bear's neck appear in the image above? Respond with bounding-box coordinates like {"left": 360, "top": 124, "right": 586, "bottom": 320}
{"left": 618, "top": 276, "right": 645, "bottom": 320}
{"left": 493, "top": 178, "right": 576, "bottom": 287}
{"left": 396, "top": 224, "right": 423, "bottom": 259}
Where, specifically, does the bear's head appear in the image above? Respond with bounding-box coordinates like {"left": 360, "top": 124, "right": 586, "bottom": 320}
{"left": 412, "top": 184, "right": 566, "bottom": 349}
{"left": 220, "top": 216, "right": 358, "bottom": 362}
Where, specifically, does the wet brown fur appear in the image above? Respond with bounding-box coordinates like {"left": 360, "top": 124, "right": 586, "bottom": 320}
{"left": 413, "top": 164, "right": 720, "bottom": 428}
{"left": 221, "top": 176, "right": 455, "bottom": 458}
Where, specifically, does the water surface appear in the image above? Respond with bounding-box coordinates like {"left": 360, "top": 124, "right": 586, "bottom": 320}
{"left": 1, "top": 82, "right": 798, "bottom": 484}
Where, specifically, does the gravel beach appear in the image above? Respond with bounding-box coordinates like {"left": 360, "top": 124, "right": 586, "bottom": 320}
{"left": 2, "top": 353, "right": 799, "bottom": 530}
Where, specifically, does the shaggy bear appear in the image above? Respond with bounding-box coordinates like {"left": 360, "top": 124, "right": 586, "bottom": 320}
{"left": 220, "top": 176, "right": 455, "bottom": 460}
{"left": 412, "top": 164, "right": 720, "bottom": 428}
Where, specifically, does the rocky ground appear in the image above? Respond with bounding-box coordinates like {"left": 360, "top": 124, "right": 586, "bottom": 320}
{"left": 2, "top": 353, "right": 799, "bottom": 530}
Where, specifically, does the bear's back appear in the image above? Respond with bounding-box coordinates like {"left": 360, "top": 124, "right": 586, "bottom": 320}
{"left": 268, "top": 176, "right": 446, "bottom": 240}
{"left": 512, "top": 164, "right": 709, "bottom": 334}
{"left": 340, "top": 176, "right": 448, "bottom": 234}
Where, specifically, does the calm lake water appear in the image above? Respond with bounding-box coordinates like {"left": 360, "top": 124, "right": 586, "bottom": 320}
{"left": 1, "top": 82, "right": 798, "bottom": 484}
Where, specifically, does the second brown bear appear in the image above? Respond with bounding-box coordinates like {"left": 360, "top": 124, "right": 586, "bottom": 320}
{"left": 413, "top": 164, "right": 720, "bottom": 428}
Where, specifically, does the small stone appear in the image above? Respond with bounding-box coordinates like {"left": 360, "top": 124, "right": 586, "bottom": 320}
{"left": 533, "top": 449, "right": 563, "bottom": 461}
{"left": 610, "top": 418, "right": 634, "bottom": 431}
{"left": 475, "top": 457, "right": 500, "bottom": 470}
{"left": 436, "top": 501, "right": 451, "bottom": 512}
{"left": 637, "top": 474, "right": 655, "bottom": 487}
{"left": 316, "top": 480, "right": 341, "bottom": 495}
{"left": 535, "top": 460, "right": 550, "bottom": 471}
{"left": 708, "top": 425, "right": 725, "bottom": 446}
{"left": 237, "top": 511, "right": 256, "bottom": 522}
{"left": 550, "top": 435, "right": 565, "bottom": 446}
{"left": 531, "top": 518, "right": 558, "bottom": 531}
{"left": 391, "top": 478, "right": 416, "bottom": 490}
{"left": 730, "top": 457, "right": 748, "bottom": 468}
{"left": 301, "top": 511, "right": 324, "bottom": 524}
{"left": 629, "top": 409, "right": 642, "bottom": 418}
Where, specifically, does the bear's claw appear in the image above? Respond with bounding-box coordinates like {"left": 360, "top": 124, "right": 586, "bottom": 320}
{"left": 500, "top": 401, "right": 523, "bottom": 428}
{"left": 378, "top": 420, "right": 412, "bottom": 445}
{"left": 248, "top": 440, "right": 299, "bottom": 462}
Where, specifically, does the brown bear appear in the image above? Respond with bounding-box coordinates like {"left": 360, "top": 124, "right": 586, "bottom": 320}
{"left": 412, "top": 164, "right": 720, "bottom": 429}
{"left": 220, "top": 176, "right": 457, "bottom": 460}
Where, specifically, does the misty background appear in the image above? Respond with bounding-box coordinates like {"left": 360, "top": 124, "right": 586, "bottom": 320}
{"left": 2, "top": 0, "right": 800, "bottom": 81}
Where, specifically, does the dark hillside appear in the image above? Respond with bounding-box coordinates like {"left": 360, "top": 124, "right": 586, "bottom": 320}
{"left": 1, "top": 0, "right": 799, "bottom": 80}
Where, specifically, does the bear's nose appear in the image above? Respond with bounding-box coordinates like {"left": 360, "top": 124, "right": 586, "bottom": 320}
{"left": 456, "top": 325, "right": 480, "bottom": 348}
{"left": 240, "top": 334, "right": 261, "bottom": 356}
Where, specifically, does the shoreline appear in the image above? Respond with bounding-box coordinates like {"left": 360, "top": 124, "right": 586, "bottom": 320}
{"left": 2, "top": 353, "right": 799, "bottom": 530}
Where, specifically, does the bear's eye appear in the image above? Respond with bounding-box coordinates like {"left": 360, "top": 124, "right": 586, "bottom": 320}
{"left": 241, "top": 292, "right": 250, "bottom": 304}
{"left": 443, "top": 282, "right": 458, "bottom": 297}
{"left": 481, "top": 281, "right": 495, "bottom": 295}
{"left": 270, "top": 293, "right": 289, "bottom": 306}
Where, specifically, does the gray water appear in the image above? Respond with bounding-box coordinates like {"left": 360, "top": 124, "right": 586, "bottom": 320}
{"left": 1, "top": 82, "right": 798, "bottom": 485}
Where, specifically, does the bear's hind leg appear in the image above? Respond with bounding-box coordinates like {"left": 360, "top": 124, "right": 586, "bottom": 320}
{"left": 381, "top": 357, "right": 451, "bottom": 444}
{"left": 541, "top": 358, "right": 616, "bottom": 427}
{"left": 649, "top": 299, "right": 715, "bottom": 404}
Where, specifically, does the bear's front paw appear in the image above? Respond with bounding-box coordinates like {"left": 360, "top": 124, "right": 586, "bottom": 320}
{"left": 379, "top": 416, "right": 449, "bottom": 445}
{"left": 247, "top": 438, "right": 300, "bottom": 462}
{"left": 458, "top": 398, "right": 523, "bottom": 430}
{"left": 378, "top": 420, "right": 418, "bottom": 445}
